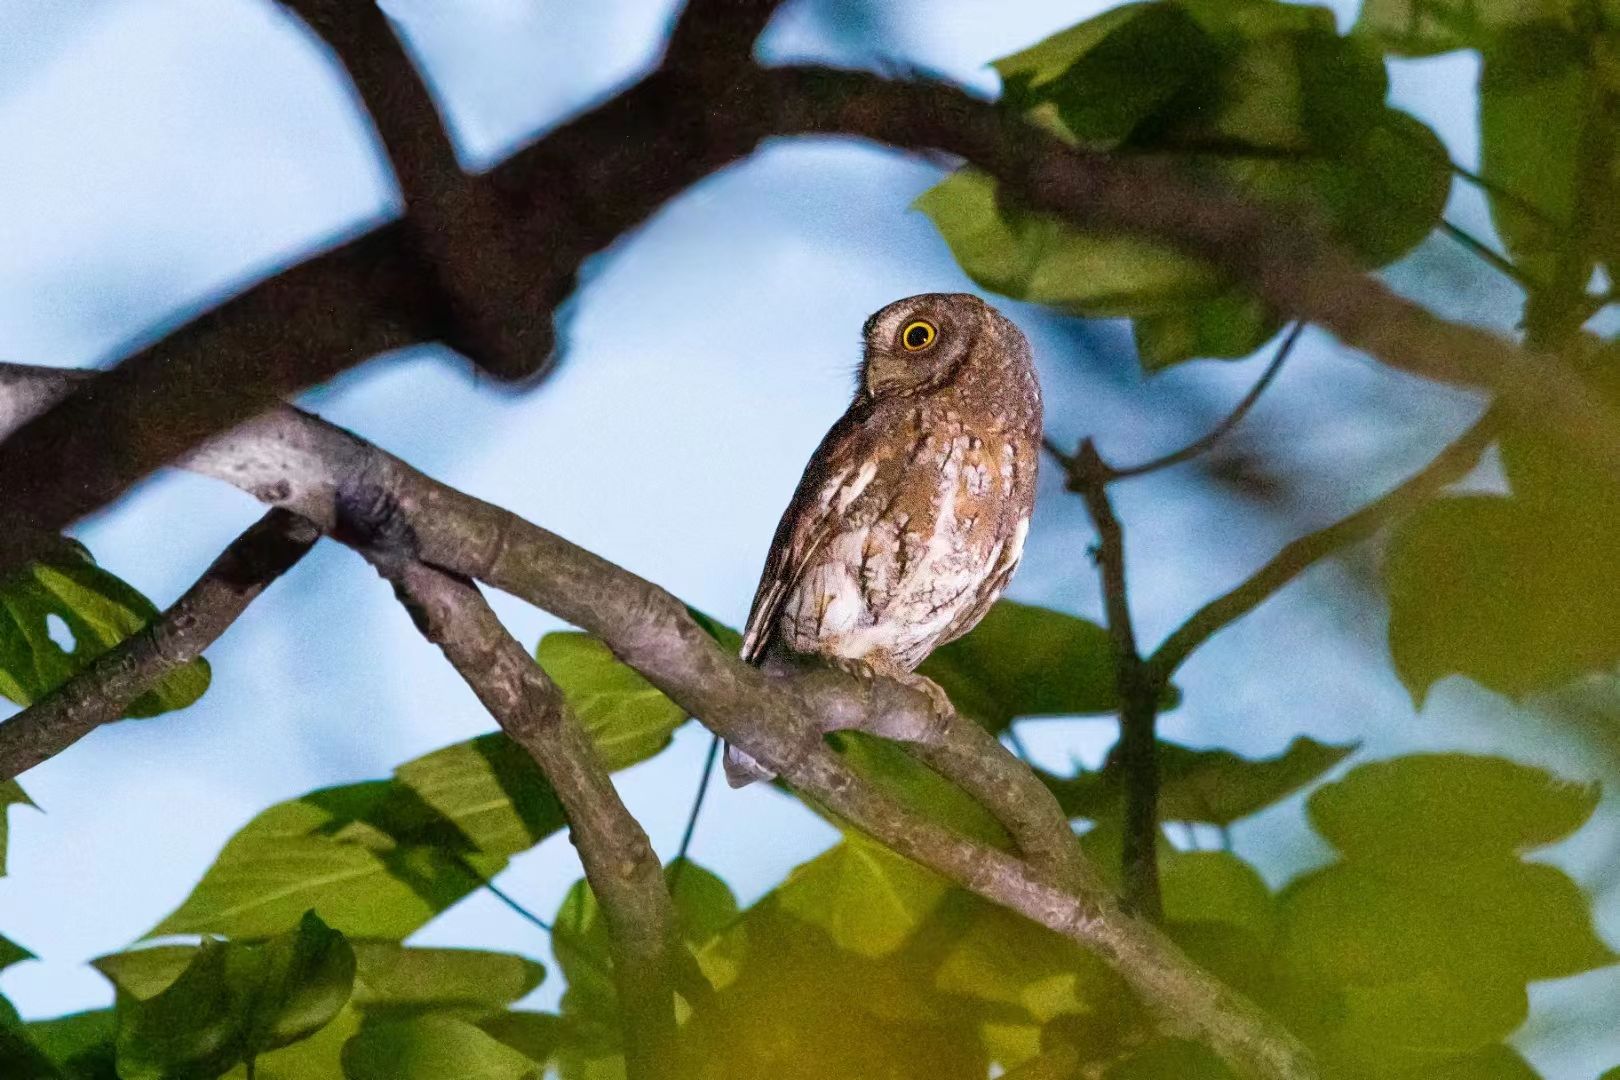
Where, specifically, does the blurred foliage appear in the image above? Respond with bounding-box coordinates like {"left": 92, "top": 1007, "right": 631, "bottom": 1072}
{"left": 8, "top": 0, "right": 1620, "bottom": 1077}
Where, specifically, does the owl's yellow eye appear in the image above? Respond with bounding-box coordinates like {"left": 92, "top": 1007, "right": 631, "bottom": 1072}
{"left": 901, "top": 320, "right": 937, "bottom": 351}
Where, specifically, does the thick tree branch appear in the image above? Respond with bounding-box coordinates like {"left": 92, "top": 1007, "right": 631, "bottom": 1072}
{"left": 0, "top": 510, "right": 318, "bottom": 781}
{"left": 0, "top": 365, "right": 1316, "bottom": 1079}
{"left": 0, "top": 58, "right": 1612, "bottom": 585}
{"left": 1145, "top": 411, "right": 1498, "bottom": 684}
{"left": 1062, "top": 440, "right": 1163, "bottom": 920}
{"left": 355, "top": 544, "right": 679, "bottom": 1080}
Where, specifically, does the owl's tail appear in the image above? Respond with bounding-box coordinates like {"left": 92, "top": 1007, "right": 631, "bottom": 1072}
{"left": 722, "top": 742, "right": 774, "bottom": 787}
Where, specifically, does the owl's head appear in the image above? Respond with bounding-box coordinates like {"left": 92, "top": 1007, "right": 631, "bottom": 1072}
{"left": 858, "top": 293, "right": 1025, "bottom": 399}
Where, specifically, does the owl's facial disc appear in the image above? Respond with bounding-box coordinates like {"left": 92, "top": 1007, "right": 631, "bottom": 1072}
{"left": 860, "top": 293, "right": 984, "bottom": 398}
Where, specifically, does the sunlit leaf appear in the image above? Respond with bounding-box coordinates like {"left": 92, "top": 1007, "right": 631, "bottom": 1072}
{"left": 1308, "top": 754, "right": 1600, "bottom": 865}
{"left": 115, "top": 912, "right": 354, "bottom": 1080}
{"left": 21, "top": 1010, "right": 115, "bottom": 1080}
{"left": 0, "top": 933, "right": 31, "bottom": 974}
{"left": 1134, "top": 291, "right": 1282, "bottom": 370}
{"left": 341, "top": 1015, "right": 541, "bottom": 1080}
{"left": 0, "top": 548, "right": 208, "bottom": 719}
{"left": 537, "top": 633, "right": 688, "bottom": 767}
{"left": 1104, "top": 1038, "right": 1236, "bottom": 1079}
{"left": 777, "top": 834, "right": 948, "bottom": 957}
{"left": 1161, "top": 850, "right": 1274, "bottom": 942}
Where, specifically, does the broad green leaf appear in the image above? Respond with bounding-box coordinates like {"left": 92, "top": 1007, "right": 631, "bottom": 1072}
{"left": 475, "top": 1013, "right": 565, "bottom": 1072}
{"left": 934, "top": 902, "right": 1118, "bottom": 1021}
{"left": 98, "top": 943, "right": 543, "bottom": 1024}
{"left": 1104, "top": 1038, "right": 1235, "bottom": 1079}
{"left": 0, "top": 549, "right": 209, "bottom": 719}
{"left": 1386, "top": 495, "right": 1620, "bottom": 701}
{"left": 1355, "top": 0, "right": 1575, "bottom": 55}
{"left": 145, "top": 781, "right": 503, "bottom": 940}
{"left": 995, "top": 3, "right": 1218, "bottom": 146}
{"left": 1308, "top": 754, "right": 1600, "bottom": 866}
{"left": 1279, "top": 860, "right": 1614, "bottom": 990}
{"left": 0, "top": 1025, "right": 63, "bottom": 1080}
{"left": 1479, "top": 26, "right": 1588, "bottom": 285}
{"left": 115, "top": 912, "right": 355, "bottom": 1080}
{"left": 0, "top": 780, "right": 35, "bottom": 878}
{"left": 918, "top": 600, "right": 1154, "bottom": 732}
{"left": 777, "top": 834, "right": 948, "bottom": 957}
{"left": 1160, "top": 850, "right": 1273, "bottom": 942}
{"left": 149, "top": 679, "right": 681, "bottom": 939}
{"left": 923, "top": 2, "right": 1450, "bottom": 369}
{"left": 1046, "top": 736, "right": 1355, "bottom": 826}
{"left": 666, "top": 859, "right": 739, "bottom": 949}
{"left": 341, "top": 1015, "right": 540, "bottom": 1080}
{"left": 1427, "top": 1047, "right": 1542, "bottom": 1080}
{"left": 682, "top": 607, "right": 743, "bottom": 654}
{"left": 537, "top": 633, "right": 687, "bottom": 767}
{"left": 1333, "top": 973, "right": 1528, "bottom": 1064}
{"left": 1134, "top": 292, "right": 1282, "bottom": 370}
{"left": 824, "top": 733, "right": 1007, "bottom": 845}
{"left": 22, "top": 1010, "right": 115, "bottom": 1080}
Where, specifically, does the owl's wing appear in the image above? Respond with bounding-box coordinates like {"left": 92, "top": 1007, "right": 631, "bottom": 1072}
{"left": 740, "top": 409, "right": 877, "bottom": 665}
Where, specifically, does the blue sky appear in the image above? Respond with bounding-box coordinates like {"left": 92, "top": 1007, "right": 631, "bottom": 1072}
{"left": 1, "top": 1, "right": 1616, "bottom": 1074}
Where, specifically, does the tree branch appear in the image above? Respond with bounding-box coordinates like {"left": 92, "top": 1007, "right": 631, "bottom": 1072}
{"left": 1144, "top": 411, "right": 1499, "bottom": 684}
{"left": 1, "top": 60, "right": 1615, "bottom": 586}
{"left": 352, "top": 541, "right": 679, "bottom": 1080}
{"left": 1062, "top": 440, "right": 1162, "bottom": 920}
{"left": 0, "top": 364, "right": 1317, "bottom": 1079}
{"left": 0, "top": 509, "right": 318, "bottom": 781}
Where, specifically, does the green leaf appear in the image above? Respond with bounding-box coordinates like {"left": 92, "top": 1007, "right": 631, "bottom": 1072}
{"left": 1134, "top": 291, "right": 1282, "bottom": 370}
{"left": 98, "top": 943, "right": 543, "bottom": 1025}
{"left": 934, "top": 901, "right": 1119, "bottom": 1021}
{"left": 825, "top": 733, "right": 1007, "bottom": 845}
{"left": 1160, "top": 850, "right": 1273, "bottom": 942}
{"left": 537, "top": 633, "right": 687, "bottom": 768}
{"left": 474, "top": 1014, "right": 564, "bottom": 1072}
{"left": 148, "top": 672, "right": 683, "bottom": 940}
{"left": 0, "top": 933, "right": 32, "bottom": 974}
{"left": 1355, "top": 0, "right": 1575, "bottom": 55}
{"left": 1308, "top": 754, "right": 1600, "bottom": 866}
{"left": 115, "top": 912, "right": 355, "bottom": 1080}
{"left": 0, "top": 549, "right": 209, "bottom": 719}
{"left": 23, "top": 1010, "right": 116, "bottom": 1080}
{"left": 1280, "top": 860, "right": 1614, "bottom": 990}
{"left": 1385, "top": 495, "right": 1620, "bottom": 702}
{"left": 341, "top": 1015, "right": 540, "bottom": 1080}
{"left": 1479, "top": 25, "right": 1588, "bottom": 285}
{"left": 682, "top": 607, "right": 743, "bottom": 654}
{"left": 666, "top": 859, "right": 740, "bottom": 950}
{"left": 0, "top": 780, "right": 35, "bottom": 878}
{"left": 777, "top": 834, "right": 949, "bottom": 957}
{"left": 923, "top": 2, "right": 1450, "bottom": 369}
{"left": 1332, "top": 972, "right": 1528, "bottom": 1064}
{"left": 1427, "top": 1047, "right": 1542, "bottom": 1080}
{"left": 1104, "top": 1038, "right": 1236, "bottom": 1079}
{"left": 918, "top": 600, "right": 1158, "bottom": 732}
{"left": 1046, "top": 736, "right": 1355, "bottom": 826}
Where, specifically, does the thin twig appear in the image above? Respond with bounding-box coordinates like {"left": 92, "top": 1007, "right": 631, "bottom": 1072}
{"left": 670, "top": 733, "right": 722, "bottom": 886}
{"left": 1440, "top": 220, "right": 1539, "bottom": 291}
{"left": 0, "top": 510, "right": 318, "bottom": 782}
{"left": 1108, "top": 323, "right": 1304, "bottom": 481}
{"left": 1066, "top": 440, "right": 1162, "bottom": 920}
{"left": 1145, "top": 411, "right": 1498, "bottom": 684}
{"left": 1452, "top": 162, "right": 1564, "bottom": 230}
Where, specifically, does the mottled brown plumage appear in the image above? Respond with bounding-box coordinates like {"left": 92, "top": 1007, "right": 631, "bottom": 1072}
{"left": 726, "top": 293, "right": 1042, "bottom": 785}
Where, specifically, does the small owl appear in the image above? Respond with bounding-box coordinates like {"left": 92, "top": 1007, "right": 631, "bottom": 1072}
{"left": 726, "top": 293, "right": 1042, "bottom": 785}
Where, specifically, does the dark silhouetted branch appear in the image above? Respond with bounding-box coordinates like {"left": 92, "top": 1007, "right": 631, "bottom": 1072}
{"left": 0, "top": 510, "right": 318, "bottom": 781}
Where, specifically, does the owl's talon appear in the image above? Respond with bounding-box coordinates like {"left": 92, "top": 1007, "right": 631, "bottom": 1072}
{"left": 895, "top": 671, "right": 957, "bottom": 726}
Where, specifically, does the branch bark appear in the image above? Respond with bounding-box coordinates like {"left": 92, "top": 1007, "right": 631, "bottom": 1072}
{"left": 0, "top": 364, "right": 1316, "bottom": 1080}
{"left": 0, "top": 509, "right": 318, "bottom": 781}
{"left": 0, "top": 51, "right": 1613, "bottom": 586}
{"left": 1063, "top": 440, "right": 1163, "bottom": 920}
{"left": 354, "top": 542, "right": 679, "bottom": 1080}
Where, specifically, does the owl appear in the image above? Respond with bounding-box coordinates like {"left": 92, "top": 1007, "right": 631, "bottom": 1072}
{"left": 726, "top": 293, "right": 1042, "bottom": 786}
